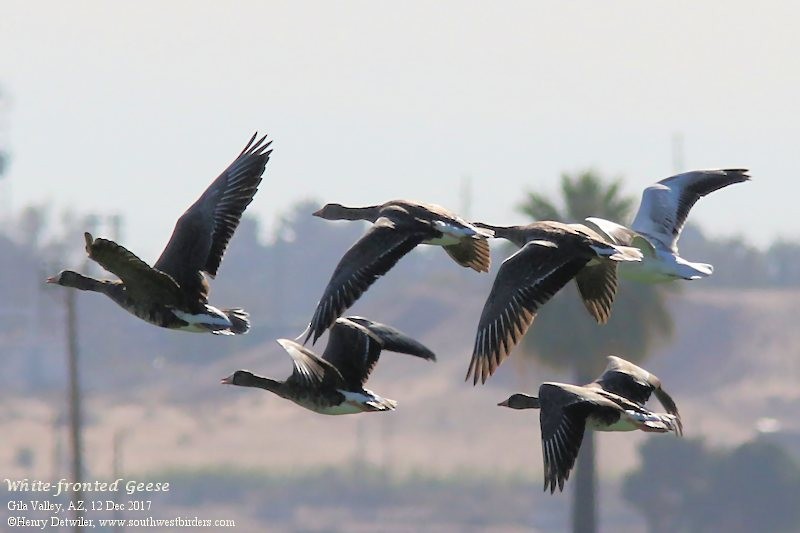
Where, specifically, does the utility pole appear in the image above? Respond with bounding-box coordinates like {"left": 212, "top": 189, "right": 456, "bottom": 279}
{"left": 52, "top": 213, "right": 124, "bottom": 533}
{"left": 112, "top": 430, "right": 125, "bottom": 533}
{"left": 108, "top": 213, "right": 123, "bottom": 242}
{"left": 51, "top": 412, "right": 63, "bottom": 481}
{"left": 0, "top": 84, "right": 12, "bottom": 219}
{"left": 61, "top": 213, "right": 111, "bottom": 533}
{"left": 65, "top": 287, "right": 84, "bottom": 532}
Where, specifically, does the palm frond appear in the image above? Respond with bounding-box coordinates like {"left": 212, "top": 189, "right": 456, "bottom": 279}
{"left": 517, "top": 192, "right": 563, "bottom": 221}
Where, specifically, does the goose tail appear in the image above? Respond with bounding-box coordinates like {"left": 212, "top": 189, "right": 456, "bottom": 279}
{"left": 223, "top": 308, "right": 250, "bottom": 335}
{"left": 590, "top": 243, "right": 643, "bottom": 262}
{"left": 626, "top": 410, "right": 682, "bottom": 435}
{"left": 365, "top": 397, "right": 398, "bottom": 411}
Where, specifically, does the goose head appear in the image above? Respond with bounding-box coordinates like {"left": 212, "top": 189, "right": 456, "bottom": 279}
{"left": 46, "top": 270, "right": 93, "bottom": 289}
{"left": 498, "top": 393, "right": 540, "bottom": 410}
{"left": 220, "top": 370, "right": 257, "bottom": 386}
{"left": 312, "top": 203, "right": 347, "bottom": 220}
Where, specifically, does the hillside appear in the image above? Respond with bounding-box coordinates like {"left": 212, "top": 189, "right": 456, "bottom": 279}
{"left": 2, "top": 283, "right": 799, "bottom": 531}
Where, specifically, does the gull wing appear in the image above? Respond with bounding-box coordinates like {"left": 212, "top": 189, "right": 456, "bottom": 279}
{"left": 630, "top": 169, "right": 749, "bottom": 252}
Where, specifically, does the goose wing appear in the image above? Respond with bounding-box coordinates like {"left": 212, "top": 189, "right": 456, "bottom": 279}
{"left": 466, "top": 241, "right": 588, "bottom": 385}
{"left": 442, "top": 237, "right": 492, "bottom": 272}
{"left": 345, "top": 316, "right": 436, "bottom": 361}
{"left": 593, "top": 356, "right": 682, "bottom": 429}
{"left": 304, "top": 217, "right": 435, "bottom": 344}
{"left": 84, "top": 233, "right": 183, "bottom": 304}
{"left": 631, "top": 169, "right": 750, "bottom": 252}
{"left": 574, "top": 262, "right": 618, "bottom": 324}
{"left": 321, "top": 318, "right": 385, "bottom": 389}
{"left": 276, "top": 338, "right": 345, "bottom": 389}
{"left": 567, "top": 222, "right": 632, "bottom": 323}
{"left": 153, "top": 133, "right": 272, "bottom": 301}
{"left": 592, "top": 356, "right": 655, "bottom": 404}
{"left": 538, "top": 384, "right": 606, "bottom": 493}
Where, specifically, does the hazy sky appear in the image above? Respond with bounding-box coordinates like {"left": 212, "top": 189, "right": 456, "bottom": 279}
{"left": 2, "top": 1, "right": 798, "bottom": 261}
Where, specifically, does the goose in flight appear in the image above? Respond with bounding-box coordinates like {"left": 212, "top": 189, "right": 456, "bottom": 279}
{"left": 465, "top": 221, "right": 642, "bottom": 385}
{"left": 586, "top": 169, "right": 750, "bottom": 282}
{"left": 303, "top": 200, "right": 493, "bottom": 344}
{"left": 222, "top": 316, "right": 436, "bottom": 414}
{"left": 499, "top": 355, "right": 682, "bottom": 493}
{"left": 46, "top": 133, "right": 272, "bottom": 335}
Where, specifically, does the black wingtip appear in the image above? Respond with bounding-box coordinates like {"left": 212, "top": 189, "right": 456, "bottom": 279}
{"left": 465, "top": 356, "right": 480, "bottom": 386}
{"left": 223, "top": 308, "right": 250, "bottom": 335}
{"left": 238, "top": 131, "right": 273, "bottom": 159}
{"left": 303, "top": 326, "right": 316, "bottom": 346}
{"left": 723, "top": 168, "right": 751, "bottom": 184}
{"left": 344, "top": 316, "right": 437, "bottom": 361}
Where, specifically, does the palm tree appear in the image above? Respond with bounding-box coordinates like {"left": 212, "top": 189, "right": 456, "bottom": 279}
{"left": 518, "top": 170, "right": 674, "bottom": 533}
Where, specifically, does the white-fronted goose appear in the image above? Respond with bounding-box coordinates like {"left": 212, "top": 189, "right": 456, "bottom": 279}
{"left": 465, "top": 221, "right": 643, "bottom": 385}
{"left": 499, "top": 356, "right": 682, "bottom": 493}
{"left": 222, "top": 316, "right": 435, "bottom": 414}
{"left": 46, "top": 133, "right": 272, "bottom": 335}
{"left": 586, "top": 169, "right": 750, "bottom": 282}
{"left": 303, "top": 200, "right": 493, "bottom": 344}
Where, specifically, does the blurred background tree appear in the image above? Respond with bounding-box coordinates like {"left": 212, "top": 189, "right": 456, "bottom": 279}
{"left": 518, "top": 170, "right": 674, "bottom": 533}
{"left": 624, "top": 437, "right": 800, "bottom": 533}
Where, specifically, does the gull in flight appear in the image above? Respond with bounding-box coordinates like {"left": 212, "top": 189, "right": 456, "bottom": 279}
{"left": 586, "top": 169, "right": 750, "bottom": 282}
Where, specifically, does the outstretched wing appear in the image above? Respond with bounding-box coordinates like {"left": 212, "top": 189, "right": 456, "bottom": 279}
{"left": 321, "top": 318, "right": 384, "bottom": 389}
{"left": 631, "top": 169, "right": 750, "bottom": 252}
{"left": 345, "top": 316, "right": 436, "bottom": 361}
{"left": 592, "top": 356, "right": 655, "bottom": 403}
{"left": 84, "top": 233, "right": 183, "bottom": 305}
{"left": 442, "top": 237, "right": 492, "bottom": 272}
{"left": 466, "top": 241, "right": 588, "bottom": 385}
{"left": 573, "top": 262, "right": 618, "bottom": 324}
{"left": 304, "top": 217, "right": 434, "bottom": 344}
{"left": 276, "top": 338, "right": 345, "bottom": 389}
{"left": 592, "top": 355, "right": 682, "bottom": 429}
{"left": 538, "top": 384, "right": 596, "bottom": 493}
{"left": 154, "top": 133, "right": 272, "bottom": 300}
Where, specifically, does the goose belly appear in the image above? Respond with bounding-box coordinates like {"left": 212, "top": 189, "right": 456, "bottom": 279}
{"left": 310, "top": 402, "right": 369, "bottom": 415}
{"left": 295, "top": 390, "right": 396, "bottom": 415}
{"left": 121, "top": 302, "right": 184, "bottom": 329}
{"left": 171, "top": 306, "right": 233, "bottom": 333}
{"left": 586, "top": 414, "right": 639, "bottom": 432}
